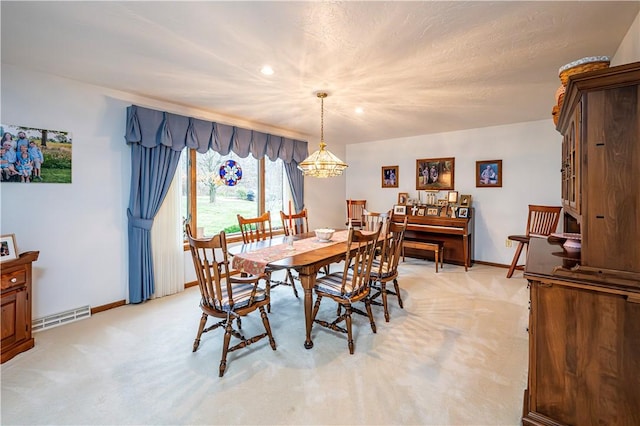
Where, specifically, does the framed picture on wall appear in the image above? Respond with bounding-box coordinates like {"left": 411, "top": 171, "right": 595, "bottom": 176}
{"left": 1, "top": 124, "right": 73, "bottom": 184}
{"left": 476, "top": 159, "right": 502, "bottom": 188}
{"left": 381, "top": 165, "right": 399, "bottom": 188}
{"left": 416, "top": 157, "right": 455, "bottom": 190}
{"left": 0, "top": 234, "right": 18, "bottom": 262}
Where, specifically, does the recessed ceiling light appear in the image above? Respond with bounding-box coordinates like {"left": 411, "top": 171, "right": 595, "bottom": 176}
{"left": 260, "top": 65, "right": 274, "bottom": 75}
{"left": 355, "top": 107, "right": 364, "bottom": 114}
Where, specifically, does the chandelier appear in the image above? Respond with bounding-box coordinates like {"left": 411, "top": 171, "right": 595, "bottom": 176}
{"left": 298, "top": 92, "right": 348, "bottom": 178}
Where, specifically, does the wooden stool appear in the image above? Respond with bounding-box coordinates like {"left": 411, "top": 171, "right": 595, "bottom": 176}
{"left": 402, "top": 240, "right": 445, "bottom": 272}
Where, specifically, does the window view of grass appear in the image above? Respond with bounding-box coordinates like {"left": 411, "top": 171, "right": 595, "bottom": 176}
{"left": 181, "top": 150, "right": 287, "bottom": 238}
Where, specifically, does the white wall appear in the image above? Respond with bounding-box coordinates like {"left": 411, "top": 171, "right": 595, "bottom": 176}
{"left": 346, "top": 122, "right": 562, "bottom": 265}
{"left": 1, "top": 65, "right": 321, "bottom": 319}
{"left": 1, "top": 66, "right": 130, "bottom": 319}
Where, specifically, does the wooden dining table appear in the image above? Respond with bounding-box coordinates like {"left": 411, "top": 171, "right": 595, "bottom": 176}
{"left": 228, "top": 231, "right": 352, "bottom": 349}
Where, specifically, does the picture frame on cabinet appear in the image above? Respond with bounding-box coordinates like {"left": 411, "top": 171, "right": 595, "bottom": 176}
{"left": 397, "top": 192, "right": 409, "bottom": 205}
{"left": 0, "top": 234, "right": 18, "bottom": 262}
{"left": 381, "top": 165, "right": 399, "bottom": 188}
{"left": 426, "top": 207, "right": 439, "bottom": 216}
{"left": 460, "top": 194, "right": 472, "bottom": 207}
{"left": 457, "top": 207, "right": 469, "bottom": 218}
{"left": 417, "top": 207, "right": 426, "bottom": 216}
{"left": 416, "top": 157, "right": 455, "bottom": 190}
{"left": 393, "top": 204, "right": 407, "bottom": 215}
{"left": 448, "top": 191, "right": 459, "bottom": 203}
{"left": 476, "top": 160, "right": 502, "bottom": 187}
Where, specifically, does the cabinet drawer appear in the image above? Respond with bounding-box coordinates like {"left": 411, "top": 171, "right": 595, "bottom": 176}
{"left": 1, "top": 269, "right": 27, "bottom": 290}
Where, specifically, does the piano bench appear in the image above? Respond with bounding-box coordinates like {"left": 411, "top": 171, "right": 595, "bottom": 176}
{"left": 402, "top": 240, "right": 445, "bottom": 272}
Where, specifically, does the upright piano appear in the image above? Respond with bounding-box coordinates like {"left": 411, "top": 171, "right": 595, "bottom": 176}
{"left": 392, "top": 211, "right": 474, "bottom": 270}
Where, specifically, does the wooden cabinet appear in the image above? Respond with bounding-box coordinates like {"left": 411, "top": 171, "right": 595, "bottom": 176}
{"left": 523, "top": 62, "right": 640, "bottom": 425}
{"left": 560, "top": 101, "right": 581, "bottom": 218}
{"left": 523, "top": 239, "right": 640, "bottom": 426}
{"left": 557, "top": 61, "right": 640, "bottom": 274}
{"left": 1, "top": 251, "right": 39, "bottom": 363}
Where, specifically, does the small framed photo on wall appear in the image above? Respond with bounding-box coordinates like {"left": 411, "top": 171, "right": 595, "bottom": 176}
{"left": 476, "top": 160, "right": 502, "bottom": 187}
{"left": 397, "top": 192, "right": 409, "bottom": 205}
{"left": 381, "top": 165, "right": 399, "bottom": 188}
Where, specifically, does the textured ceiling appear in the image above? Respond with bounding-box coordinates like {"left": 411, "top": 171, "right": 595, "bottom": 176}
{"left": 2, "top": 1, "right": 639, "bottom": 146}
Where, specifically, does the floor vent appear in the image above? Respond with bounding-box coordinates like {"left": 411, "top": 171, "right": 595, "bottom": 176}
{"left": 32, "top": 305, "right": 91, "bottom": 332}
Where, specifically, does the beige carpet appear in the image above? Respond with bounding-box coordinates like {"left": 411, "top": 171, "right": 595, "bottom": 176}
{"left": 1, "top": 260, "right": 529, "bottom": 425}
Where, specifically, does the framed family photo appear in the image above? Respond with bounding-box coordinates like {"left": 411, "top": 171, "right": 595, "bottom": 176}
{"left": 457, "top": 207, "right": 469, "bottom": 218}
{"left": 0, "top": 234, "right": 18, "bottom": 262}
{"left": 426, "top": 207, "right": 440, "bottom": 216}
{"left": 381, "top": 165, "right": 399, "bottom": 188}
{"left": 393, "top": 204, "right": 407, "bottom": 215}
{"left": 397, "top": 192, "right": 409, "bottom": 205}
{"left": 416, "top": 157, "right": 455, "bottom": 190}
{"left": 476, "top": 159, "right": 502, "bottom": 187}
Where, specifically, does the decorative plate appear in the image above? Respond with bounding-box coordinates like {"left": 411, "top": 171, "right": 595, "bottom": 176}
{"left": 219, "top": 160, "right": 242, "bottom": 186}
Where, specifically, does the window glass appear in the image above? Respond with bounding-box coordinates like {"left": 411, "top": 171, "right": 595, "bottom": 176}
{"left": 265, "top": 158, "right": 289, "bottom": 229}
{"left": 180, "top": 149, "right": 290, "bottom": 239}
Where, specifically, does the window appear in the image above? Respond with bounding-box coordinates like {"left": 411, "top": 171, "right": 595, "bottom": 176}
{"left": 180, "top": 149, "right": 290, "bottom": 241}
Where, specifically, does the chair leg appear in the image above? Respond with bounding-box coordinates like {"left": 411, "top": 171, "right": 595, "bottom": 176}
{"left": 193, "top": 313, "right": 208, "bottom": 352}
{"left": 380, "top": 281, "right": 390, "bottom": 322}
{"left": 435, "top": 249, "right": 439, "bottom": 273}
{"left": 506, "top": 242, "right": 525, "bottom": 278}
{"left": 345, "top": 306, "right": 354, "bottom": 354}
{"left": 365, "top": 299, "right": 377, "bottom": 333}
{"left": 393, "top": 278, "right": 403, "bottom": 309}
{"left": 287, "top": 269, "right": 299, "bottom": 298}
{"left": 265, "top": 272, "right": 272, "bottom": 312}
{"left": 311, "top": 295, "right": 323, "bottom": 323}
{"left": 219, "top": 321, "right": 233, "bottom": 377}
{"left": 259, "top": 306, "right": 277, "bottom": 350}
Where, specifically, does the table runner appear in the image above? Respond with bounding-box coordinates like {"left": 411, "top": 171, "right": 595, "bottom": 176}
{"left": 232, "top": 230, "right": 350, "bottom": 276}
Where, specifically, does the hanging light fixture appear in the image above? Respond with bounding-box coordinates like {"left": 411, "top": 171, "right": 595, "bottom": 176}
{"left": 298, "top": 92, "right": 348, "bottom": 178}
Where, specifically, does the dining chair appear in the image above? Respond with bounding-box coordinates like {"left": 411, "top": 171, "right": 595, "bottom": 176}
{"left": 186, "top": 224, "right": 276, "bottom": 377}
{"left": 368, "top": 216, "right": 408, "bottom": 322}
{"left": 280, "top": 208, "right": 309, "bottom": 237}
{"left": 362, "top": 209, "right": 391, "bottom": 234}
{"left": 237, "top": 212, "right": 299, "bottom": 298}
{"left": 237, "top": 212, "right": 273, "bottom": 244}
{"left": 506, "top": 204, "right": 562, "bottom": 278}
{"left": 311, "top": 224, "right": 382, "bottom": 354}
{"left": 346, "top": 199, "right": 367, "bottom": 229}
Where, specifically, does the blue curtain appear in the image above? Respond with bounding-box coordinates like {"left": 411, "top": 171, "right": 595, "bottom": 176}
{"left": 125, "top": 105, "right": 308, "bottom": 303}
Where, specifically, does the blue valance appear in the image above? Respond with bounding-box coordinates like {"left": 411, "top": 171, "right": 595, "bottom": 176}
{"left": 124, "top": 105, "right": 308, "bottom": 163}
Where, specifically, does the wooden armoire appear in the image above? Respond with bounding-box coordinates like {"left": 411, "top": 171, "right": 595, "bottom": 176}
{"left": 522, "top": 62, "right": 640, "bottom": 425}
